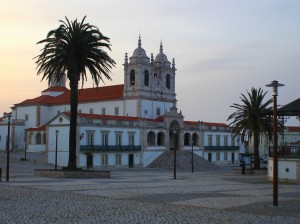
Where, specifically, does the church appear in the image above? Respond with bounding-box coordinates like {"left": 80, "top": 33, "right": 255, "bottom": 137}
{"left": 0, "top": 37, "right": 240, "bottom": 168}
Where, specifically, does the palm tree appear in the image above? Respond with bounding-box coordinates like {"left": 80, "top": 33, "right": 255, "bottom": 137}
{"left": 227, "top": 87, "right": 273, "bottom": 169}
{"left": 35, "top": 16, "right": 116, "bottom": 170}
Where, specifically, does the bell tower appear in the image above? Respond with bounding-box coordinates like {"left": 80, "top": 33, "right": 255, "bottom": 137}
{"left": 123, "top": 36, "right": 177, "bottom": 118}
{"left": 123, "top": 36, "right": 152, "bottom": 99}
{"left": 152, "top": 41, "right": 176, "bottom": 102}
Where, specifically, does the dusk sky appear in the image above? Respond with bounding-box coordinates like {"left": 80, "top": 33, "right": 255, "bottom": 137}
{"left": 1, "top": 0, "right": 299, "bottom": 125}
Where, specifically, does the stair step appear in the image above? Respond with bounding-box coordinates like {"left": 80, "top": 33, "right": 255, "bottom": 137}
{"left": 147, "top": 150, "right": 221, "bottom": 171}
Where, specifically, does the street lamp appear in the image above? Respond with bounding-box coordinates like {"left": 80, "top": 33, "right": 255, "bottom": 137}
{"left": 3, "top": 112, "right": 11, "bottom": 182}
{"left": 171, "top": 128, "right": 178, "bottom": 180}
{"left": 55, "top": 130, "right": 59, "bottom": 170}
{"left": 191, "top": 135, "right": 194, "bottom": 173}
{"left": 266, "top": 80, "right": 284, "bottom": 206}
{"left": 24, "top": 130, "right": 27, "bottom": 161}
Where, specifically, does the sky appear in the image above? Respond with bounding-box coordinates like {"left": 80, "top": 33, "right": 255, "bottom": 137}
{"left": 1, "top": 0, "right": 300, "bottom": 126}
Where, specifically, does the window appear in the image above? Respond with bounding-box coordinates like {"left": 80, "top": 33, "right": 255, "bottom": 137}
{"left": 166, "top": 74, "right": 170, "bottom": 89}
{"left": 129, "top": 133, "right": 135, "bottom": 146}
{"left": 114, "top": 107, "right": 119, "bottom": 116}
{"left": 102, "top": 133, "right": 109, "bottom": 146}
{"left": 78, "top": 109, "right": 82, "bottom": 113}
{"left": 224, "top": 152, "right": 228, "bottom": 161}
{"left": 216, "top": 153, "right": 220, "bottom": 161}
{"left": 216, "top": 135, "right": 221, "bottom": 146}
{"left": 115, "top": 154, "right": 121, "bottom": 165}
{"left": 101, "top": 107, "right": 106, "bottom": 115}
{"left": 147, "top": 132, "right": 155, "bottom": 146}
{"left": 36, "top": 133, "right": 42, "bottom": 144}
{"left": 116, "top": 133, "right": 122, "bottom": 146}
{"left": 102, "top": 154, "right": 108, "bottom": 165}
{"left": 208, "top": 135, "right": 213, "bottom": 146}
{"left": 192, "top": 134, "right": 198, "bottom": 146}
{"left": 157, "top": 132, "right": 165, "bottom": 146}
{"left": 156, "top": 108, "right": 161, "bottom": 116}
{"left": 231, "top": 137, "right": 235, "bottom": 146}
{"left": 224, "top": 135, "right": 228, "bottom": 146}
{"left": 130, "top": 69, "right": 135, "bottom": 85}
{"left": 184, "top": 133, "right": 191, "bottom": 146}
{"left": 144, "top": 70, "right": 149, "bottom": 86}
{"left": 25, "top": 114, "right": 29, "bottom": 120}
{"left": 87, "top": 132, "right": 94, "bottom": 146}
{"left": 89, "top": 108, "right": 93, "bottom": 114}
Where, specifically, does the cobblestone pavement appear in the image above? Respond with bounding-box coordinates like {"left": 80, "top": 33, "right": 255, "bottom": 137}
{"left": 0, "top": 152, "right": 300, "bottom": 223}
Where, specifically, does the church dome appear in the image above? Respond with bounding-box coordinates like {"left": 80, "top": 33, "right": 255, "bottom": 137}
{"left": 129, "top": 36, "right": 150, "bottom": 64}
{"left": 154, "top": 42, "right": 171, "bottom": 67}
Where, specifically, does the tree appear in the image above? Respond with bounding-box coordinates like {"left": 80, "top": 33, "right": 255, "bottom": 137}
{"left": 227, "top": 87, "right": 273, "bottom": 169}
{"left": 35, "top": 16, "right": 116, "bottom": 170}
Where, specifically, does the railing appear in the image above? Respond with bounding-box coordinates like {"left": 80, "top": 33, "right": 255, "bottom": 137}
{"left": 269, "top": 146, "right": 300, "bottom": 159}
{"left": 204, "top": 146, "right": 239, "bottom": 151}
{"left": 80, "top": 145, "right": 142, "bottom": 152}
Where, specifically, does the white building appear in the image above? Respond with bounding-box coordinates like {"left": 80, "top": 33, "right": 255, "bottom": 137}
{"left": 0, "top": 37, "right": 240, "bottom": 168}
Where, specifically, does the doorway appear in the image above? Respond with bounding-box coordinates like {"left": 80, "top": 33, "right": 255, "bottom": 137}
{"left": 128, "top": 154, "right": 134, "bottom": 168}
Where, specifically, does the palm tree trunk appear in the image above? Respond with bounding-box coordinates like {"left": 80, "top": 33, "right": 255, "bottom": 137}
{"left": 253, "top": 131, "right": 260, "bottom": 169}
{"left": 67, "top": 77, "right": 78, "bottom": 170}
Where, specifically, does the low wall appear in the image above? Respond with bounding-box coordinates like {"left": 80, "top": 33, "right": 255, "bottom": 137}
{"left": 35, "top": 169, "right": 111, "bottom": 178}
{"left": 232, "top": 168, "right": 267, "bottom": 175}
{"left": 268, "top": 158, "right": 300, "bottom": 183}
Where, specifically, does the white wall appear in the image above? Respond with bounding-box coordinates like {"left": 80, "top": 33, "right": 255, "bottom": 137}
{"left": 141, "top": 100, "right": 173, "bottom": 119}
{"left": 123, "top": 99, "right": 137, "bottom": 117}
{"left": 268, "top": 158, "right": 299, "bottom": 183}
{"left": 16, "top": 106, "right": 36, "bottom": 128}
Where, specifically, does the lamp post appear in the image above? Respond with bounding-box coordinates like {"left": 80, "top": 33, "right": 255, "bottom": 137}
{"left": 55, "top": 130, "right": 59, "bottom": 170}
{"left": 3, "top": 112, "right": 11, "bottom": 182}
{"left": 266, "top": 80, "right": 284, "bottom": 206}
{"left": 171, "top": 128, "right": 178, "bottom": 180}
{"left": 24, "top": 130, "right": 27, "bottom": 161}
{"left": 191, "top": 136, "right": 194, "bottom": 173}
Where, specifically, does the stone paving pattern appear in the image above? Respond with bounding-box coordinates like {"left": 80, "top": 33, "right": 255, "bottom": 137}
{"left": 0, "top": 151, "right": 300, "bottom": 223}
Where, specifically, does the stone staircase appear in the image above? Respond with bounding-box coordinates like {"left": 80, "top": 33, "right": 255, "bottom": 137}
{"left": 147, "top": 150, "right": 221, "bottom": 171}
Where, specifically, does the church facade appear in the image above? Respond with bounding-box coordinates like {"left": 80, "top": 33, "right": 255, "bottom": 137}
{"left": 0, "top": 37, "right": 241, "bottom": 168}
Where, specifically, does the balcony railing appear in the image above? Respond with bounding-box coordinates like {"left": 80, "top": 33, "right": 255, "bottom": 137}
{"left": 204, "top": 146, "right": 239, "bottom": 151}
{"left": 80, "top": 145, "right": 142, "bottom": 152}
{"left": 269, "top": 146, "right": 300, "bottom": 159}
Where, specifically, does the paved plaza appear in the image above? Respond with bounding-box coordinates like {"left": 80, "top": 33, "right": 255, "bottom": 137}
{"left": 0, "top": 152, "right": 300, "bottom": 223}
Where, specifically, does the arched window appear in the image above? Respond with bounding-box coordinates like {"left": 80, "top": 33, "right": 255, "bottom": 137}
{"left": 166, "top": 74, "right": 171, "bottom": 89}
{"left": 147, "top": 131, "right": 156, "bottom": 146}
{"left": 184, "top": 133, "right": 191, "bottom": 146}
{"left": 130, "top": 69, "right": 135, "bottom": 85}
{"left": 36, "top": 133, "right": 42, "bottom": 144}
{"left": 43, "top": 133, "right": 46, "bottom": 144}
{"left": 144, "top": 70, "right": 149, "bottom": 86}
{"left": 157, "top": 132, "right": 165, "bottom": 146}
{"left": 192, "top": 133, "right": 198, "bottom": 146}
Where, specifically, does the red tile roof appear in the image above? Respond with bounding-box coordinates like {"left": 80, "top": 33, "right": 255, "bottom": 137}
{"left": 15, "top": 84, "right": 124, "bottom": 106}
{"left": 287, "top": 126, "right": 300, "bottom": 132}
{"left": 185, "top": 120, "right": 229, "bottom": 127}
{"left": 26, "top": 124, "right": 47, "bottom": 131}
{"left": 52, "top": 84, "right": 124, "bottom": 104}
{"left": 63, "top": 112, "right": 141, "bottom": 121}
{"left": 15, "top": 95, "right": 55, "bottom": 106}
